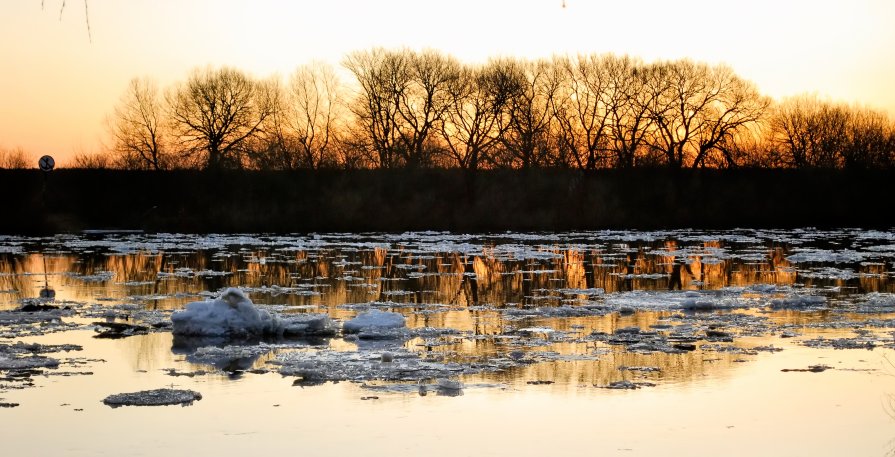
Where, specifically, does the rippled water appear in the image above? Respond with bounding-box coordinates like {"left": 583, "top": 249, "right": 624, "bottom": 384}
{"left": 1, "top": 230, "right": 894, "bottom": 456}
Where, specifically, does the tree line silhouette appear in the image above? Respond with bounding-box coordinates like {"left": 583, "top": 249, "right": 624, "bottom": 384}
{"left": 5, "top": 48, "right": 895, "bottom": 171}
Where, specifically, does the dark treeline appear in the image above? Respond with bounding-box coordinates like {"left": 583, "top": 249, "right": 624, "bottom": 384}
{"left": 4, "top": 168, "right": 894, "bottom": 234}
{"left": 43, "top": 48, "right": 893, "bottom": 172}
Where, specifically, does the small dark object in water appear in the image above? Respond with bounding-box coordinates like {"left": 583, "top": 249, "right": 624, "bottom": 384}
{"left": 92, "top": 322, "right": 149, "bottom": 339}
{"left": 19, "top": 303, "right": 60, "bottom": 312}
{"left": 526, "top": 380, "right": 554, "bottom": 385}
{"left": 673, "top": 343, "right": 697, "bottom": 351}
{"left": 0, "top": 402, "right": 20, "bottom": 408}
{"left": 292, "top": 378, "right": 327, "bottom": 387}
{"left": 360, "top": 396, "right": 379, "bottom": 400}
{"left": 599, "top": 380, "right": 657, "bottom": 390}
{"left": 781, "top": 365, "right": 833, "bottom": 373}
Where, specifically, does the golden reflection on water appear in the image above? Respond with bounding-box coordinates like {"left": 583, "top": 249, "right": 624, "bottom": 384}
{"left": 2, "top": 231, "right": 895, "bottom": 456}
{"left": 6, "top": 325, "right": 894, "bottom": 457}
{"left": 0, "top": 238, "right": 891, "bottom": 313}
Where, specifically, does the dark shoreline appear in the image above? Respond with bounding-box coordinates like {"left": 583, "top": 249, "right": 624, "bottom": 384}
{"left": 4, "top": 168, "right": 893, "bottom": 234}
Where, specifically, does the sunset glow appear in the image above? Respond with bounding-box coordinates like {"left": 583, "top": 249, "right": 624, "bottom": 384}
{"left": 1, "top": 0, "right": 894, "bottom": 164}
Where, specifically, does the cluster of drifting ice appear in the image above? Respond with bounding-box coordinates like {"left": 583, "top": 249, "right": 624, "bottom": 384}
{"left": 0, "top": 342, "right": 81, "bottom": 372}
{"left": 854, "top": 293, "right": 895, "bottom": 314}
{"left": 0, "top": 308, "right": 79, "bottom": 338}
{"left": 274, "top": 348, "right": 476, "bottom": 383}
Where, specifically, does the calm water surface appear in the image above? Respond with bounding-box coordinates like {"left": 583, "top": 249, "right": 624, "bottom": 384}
{"left": 1, "top": 230, "right": 894, "bottom": 456}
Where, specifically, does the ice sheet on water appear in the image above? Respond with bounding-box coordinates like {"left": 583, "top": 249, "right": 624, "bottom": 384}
{"left": 0, "top": 309, "right": 80, "bottom": 338}
{"left": 854, "top": 293, "right": 895, "bottom": 314}
{"left": 0, "top": 354, "right": 60, "bottom": 370}
{"left": 786, "top": 248, "right": 868, "bottom": 264}
{"left": 801, "top": 336, "right": 879, "bottom": 350}
{"left": 342, "top": 309, "right": 407, "bottom": 333}
{"left": 769, "top": 295, "right": 827, "bottom": 310}
{"left": 502, "top": 304, "right": 608, "bottom": 318}
{"left": 240, "top": 284, "right": 322, "bottom": 297}
{"left": 603, "top": 290, "right": 753, "bottom": 312}
{"left": 274, "top": 348, "right": 477, "bottom": 383}
{"left": 601, "top": 287, "right": 833, "bottom": 313}
{"left": 102, "top": 388, "right": 202, "bottom": 407}
{"left": 65, "top": 271, "right": 115, "bottom": 282}
{"left": 798, "top": 267, "right": 861, "bottom": 280}
{"left": 179, "top": 343, "right": 279, "bottom": 371}
{"left": 0, "top": 342, "right": 82, "bottom": 371}
{"left": 556, "top": 288, "right": 605, "bottom": 297}
{"left": 158, "top": 268, "right": 231, "bottom": 279}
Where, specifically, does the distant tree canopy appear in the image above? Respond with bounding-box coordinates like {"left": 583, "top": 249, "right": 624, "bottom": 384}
{"left": 82, "top": 49, "right": 895, "bottom": 171}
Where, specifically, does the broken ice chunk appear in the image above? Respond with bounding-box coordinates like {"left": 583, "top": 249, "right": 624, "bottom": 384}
{"left": 171, "top": 288, "right": 280, "bottom": 337}
{"left": 102, "top": 388, "right": 202, "bottom": 407}
{"left": 343, "top": 310, "right": 406, "bottom": 333}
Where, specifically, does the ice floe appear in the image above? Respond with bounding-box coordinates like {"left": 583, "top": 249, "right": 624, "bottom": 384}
{"left": 172, "top": 288, "right": 281, "bottom": 337}
{"left": 102, "top": 388, "right": 202, "bottom": 407}
{"left": 170, "top": 288, "right": 335, "bottom": 339}
{"left": 342, "top": 309, "right": 406, "bottom": 333}
{"left": 274, "top": 348, "right": 475, "bottom": 383}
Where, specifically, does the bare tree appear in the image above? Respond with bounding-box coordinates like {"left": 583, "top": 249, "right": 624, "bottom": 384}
{"left": 552, "top": 54, "right": 614, "bottom": 171}
{"left": 343, "top": 48, "right": 406, "bottom": 168}
{"left": 774, "top": 95, "right": 895, "bottom": 169}
{"left": 496, "top": 58, "right": 558, "bottom": 169}
{"left": 0, "top": 146, "right": 31, "bottom": 169}
{"left": 109, "top": 78, "right": 168, "bottom": 170}
{"left": 644, "top": 61, "right": 766, "bottom": 168}
{"left": 841, "top": 106, "right": 893, "bottom": 169}
{"left": 645, "top": 60, "right": 714, "bottom": 168}
{"left": 604, "top": 55, "right": 654, "bottom": 168}
{"left": 691, "top": 66, "right": 769, "bottom": 168}
{"left": 344, "top": 48, "right": 460, "bottom": 168}
{"left": 440, "top": 62, "right": 513, "bottom": 171}
{"left": 284, "top": 63, "right": 342, "bottom": 169}
{"left": 772, "top": 95, "right": 848, "bottom": 168}
{"left": 715, "top": 124, "right": 784, "bottom": 168}
{"left": 254, "top": 63, "right": 344, "bottom": 170}
{"left": 772, "top": 95, "right": 818, "bottom": 168}
{"left": 71, "top": 151, "right": 111, "bottom": 169}
{"left": 167, "top": 67, "right": 275, "bottom": 170}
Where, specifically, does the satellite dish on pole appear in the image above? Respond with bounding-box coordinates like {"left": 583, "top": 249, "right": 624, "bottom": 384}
{"left": 39, "top": 155, "right": 55, "bottom": 172}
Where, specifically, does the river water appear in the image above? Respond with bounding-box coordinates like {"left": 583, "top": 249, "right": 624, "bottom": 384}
{"left": 1, "top": 230, "right": 894, "bottom": 456}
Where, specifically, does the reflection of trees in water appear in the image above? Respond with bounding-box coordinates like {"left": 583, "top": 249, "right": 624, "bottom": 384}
{"left": 458, "top": 312, "right": 741, "bottom": 389}
{"left": 1, "top": 237, "right": 892, "bottom": 312}
{"left": 418, "top": 311, "right": 749, "bottom": 386}
{"left": 3, "top": 237, "right": 895, "bottom": 389}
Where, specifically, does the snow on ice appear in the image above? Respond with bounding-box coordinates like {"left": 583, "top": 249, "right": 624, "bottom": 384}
{"left": 171, "top": 288, "right": 336, "bottom": 338}
{"left": 342, "top": 309, "right": 407, "bottom": 333}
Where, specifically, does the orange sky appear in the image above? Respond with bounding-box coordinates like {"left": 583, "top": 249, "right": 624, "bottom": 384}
{"left": 2, "top": 0, "right": 894, "bottom": 166}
